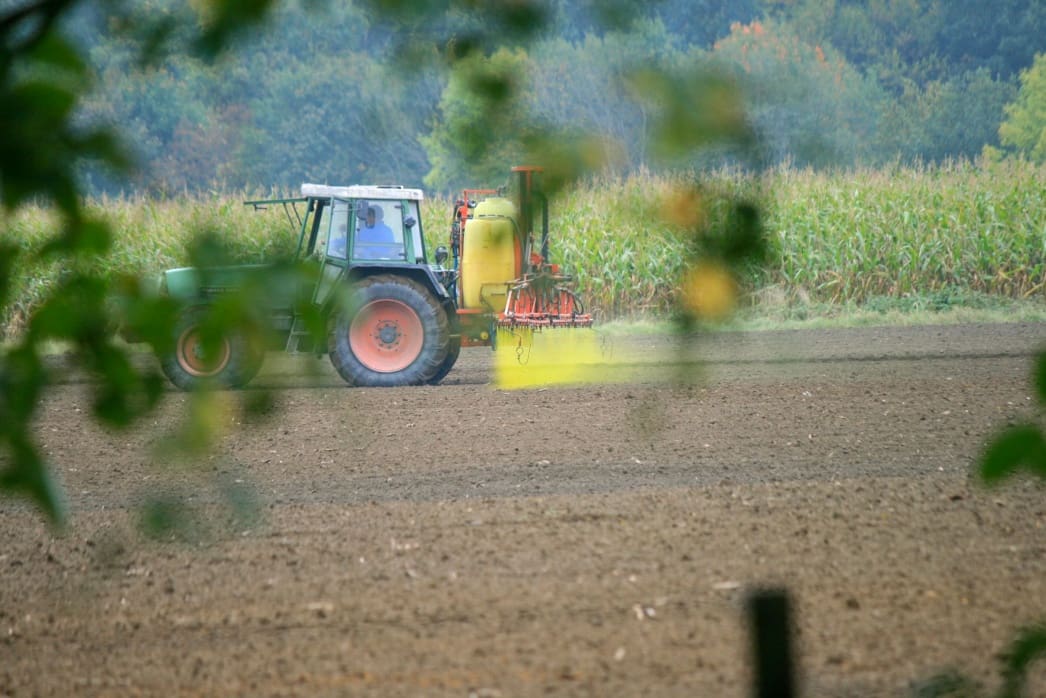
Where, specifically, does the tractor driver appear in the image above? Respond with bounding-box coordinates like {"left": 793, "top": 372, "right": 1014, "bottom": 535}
{"left": 355, "top": 204, "right": 396, "bottom": 257}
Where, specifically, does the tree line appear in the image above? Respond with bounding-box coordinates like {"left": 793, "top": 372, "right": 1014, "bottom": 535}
{"left": 64, "top": 0, "right": 1045, "bottom": 196}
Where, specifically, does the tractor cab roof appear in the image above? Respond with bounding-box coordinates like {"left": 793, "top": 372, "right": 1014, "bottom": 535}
{"left": 301, "top": 183, "right": 424, "bottom": 202}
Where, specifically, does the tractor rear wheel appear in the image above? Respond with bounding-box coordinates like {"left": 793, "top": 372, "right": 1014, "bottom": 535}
{"left": 160, "top": 307, "right": 265, "bottom": 391}
{"left": 329, "top": 275, "right": 450, "bottom": 387}
{"left": 426, "top": 334, "right": 461, "bottom": 385}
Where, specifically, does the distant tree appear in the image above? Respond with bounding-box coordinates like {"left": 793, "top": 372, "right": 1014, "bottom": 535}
{"left": 937, "top": 0, "right": 1046, "bottom": 80}
{"left": 75, "top": 0, "right": 433, "bottom": 193}
{"left": 421, "top": 47, "right": 535, "bottom": 191}
{"left": 998, "top": 53, "right": 1046, "bottom": 164}
{"left": 707, "top": 18, "right": 885, "bottom": 167}
{"left": 235, "top": 52, "right": 437, "bottom": 189}
{"left": 777, "top": 0, "right": 944, "bottom": 90}
{"left": 544, "top": 0, "right": 654, "bottom": 39}
{"left": 879, "top": 69, "right": 1016, "bottom": 163}
{"left": 547, "top": 0, "right": 764, "bottom": 46}
{"left": 785, "top": 0, "right": 1045, "bottom": 87}
{"left": 648, "top": 0, "right": 763, "bottom": 48}
{"left": 528, "top": 20, "right": 680, "bottom": 171}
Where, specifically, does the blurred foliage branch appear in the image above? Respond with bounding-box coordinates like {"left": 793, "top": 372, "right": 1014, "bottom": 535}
{"left": 970, "top": 301, "right": 1046, "bottom": 696}
{"left": 0, "top": 0, "right": 285, "bottom": 524}
{"left": 980, "top": 351, "right": 1046, "bottom": 483}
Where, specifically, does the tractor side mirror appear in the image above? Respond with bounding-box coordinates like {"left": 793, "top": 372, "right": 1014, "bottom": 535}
{"left": 434, "top": 246, "right": 448, "bottom": 265}
{"left": 404, "top": 216, "right": 416, "bottom": 229}
{"left": 355, "top": 200, "right": 369, "bottom": 219}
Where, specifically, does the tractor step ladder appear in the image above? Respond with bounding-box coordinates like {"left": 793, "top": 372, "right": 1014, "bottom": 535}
{"left": 285, "top": 314, "right": 312, "bottom": 354}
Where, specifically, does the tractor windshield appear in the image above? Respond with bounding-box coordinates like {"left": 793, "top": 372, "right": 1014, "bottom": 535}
{"left": 353, "top": 200, "right": 407, "bottom": 261}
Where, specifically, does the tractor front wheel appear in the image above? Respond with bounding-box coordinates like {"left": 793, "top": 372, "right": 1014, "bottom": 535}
{"left": 329, "top": 275, "right": 450, "bottom": 387}
{"left": 160, "top": 307, "right": 265, "bottom": 391}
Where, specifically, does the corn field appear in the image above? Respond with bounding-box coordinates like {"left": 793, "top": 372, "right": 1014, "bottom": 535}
{"left": 2, "top": 162, "right": 1044, "bottom": 336}
{"left": 549, "top": 161, "right": 1046, "bottom": 319}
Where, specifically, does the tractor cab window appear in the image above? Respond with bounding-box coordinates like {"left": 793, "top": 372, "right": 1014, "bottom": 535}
{"left": 406, "top": 200, "right": 425, "bottom": 262}
{"left": 326, "top": 199, "right": 350, "bottom": 259}
{"left": 353, "top": 200, "right": 407, "bottom": 261}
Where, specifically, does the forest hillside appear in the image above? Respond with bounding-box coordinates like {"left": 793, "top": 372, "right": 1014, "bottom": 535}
{"left": 68, "top": 0, "right": 1046, "bottom": 194}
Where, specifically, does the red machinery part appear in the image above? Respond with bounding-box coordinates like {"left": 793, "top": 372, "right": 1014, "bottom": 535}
{"left": 499, "top": 275, "right": 593, "bottom": 329}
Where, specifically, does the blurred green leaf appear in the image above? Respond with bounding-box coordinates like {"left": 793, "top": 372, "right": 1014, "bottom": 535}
{"left": 139, "top": 494, "right": 195, "bottom": 541}
{"left": 124, "top": 297, "right": 182, "bottom": 353}
{"left": 218, "top": 473, "right": 262, "bottom": 530}
{"left": 27, "top": 31, "right": 87, "bottom": 77}
{"left": 491, "top": 0, "right": 547, "bottom": 38}
{"left": 39, "top": 218, "right": 113, "bottom": 257}
{"left": 695, "top": 199, "right": 766, "bottom": 264}
{"left": 586, "top": 0, "right": 642, "bottom": 31}
{"left": 521, "top": 129, "right": 627, "bottom": 195}
{"left": 88, "top": 342, "right": 160, "bottom": 427}
{"left": 133, "top": 15, "right": 179, "bottom": 68}
{"left": 165, "top": 389, "right": 230, "bottom": 457}
{"left": 0, "top": 242, "right": 16, "bottom": 310}
{"left": 0, "top": 434, "right": 67, "bottom": 527}
{"left": 242, "top": 388, "right": 277, "bottom": 420}
{"left": 910, "top": 670, "right": 983, "bottom": 698}
{"left": 999, "top": 623, "right": 1046, "bottom": 698}
{"left": 189, "top": 231, "right": 238, "bottom": 269}
{"left": 441, "top": 33, "right": 483, "bottom": 62}
{"left": 10, "top": 81, "right": 77, "bottom": 122}
{"left": 28, "top": 274, "right": 107, "bottom": 342}
{"left": 0, "top": 343, "right": 45, "bottom": 425}
{"left": 980, "top": 423, "right": 1046, "bottom": 484}
{"left": 193, "top": 0, "right": 279, "bottom": 58}
{"left": 628, "top": 67, "right": 755, "bottom": 161}
{"left": 75, "top": 129, "right": 134, "bottom": 174}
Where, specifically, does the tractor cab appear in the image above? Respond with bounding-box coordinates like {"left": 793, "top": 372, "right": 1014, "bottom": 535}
{"left": 291, "top": 184, "right": 453, "bottom": 320}
{"left": 298, "top": 184, "right": 427, "bottom": 266}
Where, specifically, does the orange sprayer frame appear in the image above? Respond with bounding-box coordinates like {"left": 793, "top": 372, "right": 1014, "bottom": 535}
{"left": 450, "top": 167, "right": 593, "bottom": 346}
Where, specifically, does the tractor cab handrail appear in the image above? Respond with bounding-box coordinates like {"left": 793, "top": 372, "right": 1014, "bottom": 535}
{"left": 243, "top": 196, "right": 308, "bottom": 240}
{"left": 243, "top": 196, "right": 308, "bottom": 207}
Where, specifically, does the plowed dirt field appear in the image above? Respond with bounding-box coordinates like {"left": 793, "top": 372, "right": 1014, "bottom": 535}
{"left": 3, "top": 323, "right": 1045, "bottom": 697}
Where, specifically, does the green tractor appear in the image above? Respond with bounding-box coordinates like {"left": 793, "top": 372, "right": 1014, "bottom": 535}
{"left": 132, "top": 167, "right": 593, "bottom": 391}
{"left": 139, "top": 183, "right": 459, "bottom": 390}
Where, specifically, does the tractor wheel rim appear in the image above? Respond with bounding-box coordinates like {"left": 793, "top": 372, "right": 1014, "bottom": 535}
{"left": 349, "top": 299, "right": 424, "bottom": 373}
{"left": 176, "top": 327, "right": 231, "bottom": 377}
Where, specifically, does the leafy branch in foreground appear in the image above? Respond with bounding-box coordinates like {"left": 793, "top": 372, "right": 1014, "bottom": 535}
{"left": 953, "top": 349, "right": 1046, "bottom": 696}
{"left": 0, "top": 0, "right": 283, "bottom": 524}
{"left": 980, "top": 351, "right": 1046, "bottom": 483}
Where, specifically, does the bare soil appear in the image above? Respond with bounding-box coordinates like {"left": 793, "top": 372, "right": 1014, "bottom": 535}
{"left": 3, "top": 323, "right": 1046, "bottom": 697}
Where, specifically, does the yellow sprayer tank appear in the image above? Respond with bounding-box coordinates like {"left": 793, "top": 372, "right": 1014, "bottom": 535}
{"left": 460, "top": 198, "right": 519, "bottom": 311}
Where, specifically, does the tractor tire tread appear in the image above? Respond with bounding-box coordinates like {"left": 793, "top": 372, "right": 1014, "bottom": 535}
{"left": 329, "top": 275, "right": 450, "bottom": 387}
